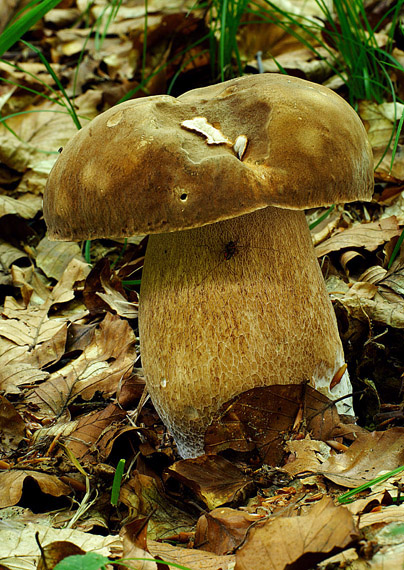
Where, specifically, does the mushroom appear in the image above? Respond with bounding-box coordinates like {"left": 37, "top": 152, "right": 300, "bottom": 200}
{"left": 43, "top": 73, "right": 374, "bottom": 458}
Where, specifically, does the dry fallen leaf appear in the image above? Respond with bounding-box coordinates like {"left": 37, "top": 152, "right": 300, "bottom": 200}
{"left": 235, "top": 496, "right": 358, "bottom": 570}
{"left": 148, "top": 538, "right": 236, "bottom": 570}
{"left": 360, "top": 262, "right": 404, "bottom": 299}
{"left": 205, "top": 385, "right": 340, "bottom": 465}
{"left": 35, "top": 237, "right": 86, "bottom": 281}
{"left": 0, "top": 521, "right": 121, "bottom": 570}
{"left": 319, "top": 428, "right": 404, "bottom": 488}
{"left": 282, "top": 438, "right": 331, "bottom": 477}
{"left": 25, "top": 313, "right": 137, "bottom": 418}
{"left": 0, "top": 295, "right": 69, "bottom": 373}
{"left": 120, "top": 519, "right": 158, "bottom": 570}
{"left": 315, "top": 217, "right": 401, "bottom": 258}
{"left": 0, "top": 470, "right": 71, "bottom": 509}
{"left": 359, "top": 100, "right": 404, "bottom": 181}
{"left": 63, "top": 403, "right": 127, "bottom": 462}
{"left": 0, "top": 396, "right": 26, "bottom": 454}
{"left": 195, "top": 507, "right": 262, "bottom": 555}
{"left": 338, "top": 295, "right": 404, "bottom": 329}
{"left": 36, "top": 541, "right": 85, "bottom": 570}
{"left": 359, "top": 504, "right": 404, "bottom": 530}
{"left": 167, "top": 455, "right": 254, "bottom": 510}
{"left": 120, "top": 471, "right": 196, "bottom": 540}
{"left": 0, "top": 239, "right": 29, "bottom": 271}
{"left": 83, "top": 258, "right": 138, "bottom": 317}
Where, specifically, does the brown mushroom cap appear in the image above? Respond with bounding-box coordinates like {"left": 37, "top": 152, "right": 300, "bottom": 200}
{"left": 43, "top": 73, "right": 373, "bottom": 240}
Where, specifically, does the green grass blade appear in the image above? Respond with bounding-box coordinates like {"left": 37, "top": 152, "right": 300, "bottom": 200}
{"left": 0, "top": 75, "right": 65, "bottom": 106}
{"left": 390, "top": 107, "right": 404, "bottom": 174}
{"left": 118, "top": 32, "right": 212, "bottom": 103}
{"left": 0, "top": 0, "right": 64, "bottom": 57}
{"left": 94, "top": 0, "right": 122, "bottom": 51}
{"left": 110, "top": 458, "right": 125, "bottom": 506}
{"left": 142, "top": 0, "right": 148, "bottom": 82}
{"left": 21, "top": 40, "right": 82, "bottom": 129}
{"left": 309, "top": 205, "right": 335, "bottom": 231}
{"left": 122, "top": 279, "right": 142, "bottom": 286}
{"left": 388, "top": 229, "right": 404, "bottom": 270}
{"left": 111, "top": 238, "right": 128, "bottom": 269}
{"left": 219, "top": 0, "right": 228, "bottom": 81}
{"left": 84, "top": 240, "right": 92, "bottom": 264}
{"left": 167, "top": 49, "right": 210, "bottom": 94}
{"left": 338, "top": 465, "right": 404, "bottom": 504}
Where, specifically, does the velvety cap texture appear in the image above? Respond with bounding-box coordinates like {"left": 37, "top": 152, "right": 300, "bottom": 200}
{"left": 44, "top": 73, "right": 374, "bottom": 240}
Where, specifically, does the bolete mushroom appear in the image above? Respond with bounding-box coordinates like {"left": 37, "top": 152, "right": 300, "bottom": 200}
{"left": 43, "top": 73, "right": 374, "bottom": 458}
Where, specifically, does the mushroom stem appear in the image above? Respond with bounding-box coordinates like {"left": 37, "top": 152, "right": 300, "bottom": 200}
{"left": 139, "top": 205, "right": 351, "bottom": 458}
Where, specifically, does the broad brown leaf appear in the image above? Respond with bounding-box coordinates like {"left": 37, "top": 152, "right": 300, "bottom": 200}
{"left": 205, "top": 385, "right": 340, "bottom": 466}
{"left": 36, "top": 541, "right": 85, "bottom": 570}
{"left": 0, "top": 396, "right": 26, "bottom": 454}
{"left": 167, "top": 455, "right": 254, "bottom": 509}
{"left": 64, "top": 403, "right": 127, "bottom": 462}
{"left": 25, "top": 313, "right": 137, "bottom": 418}
{"left": 235, "top": 496, "right": 358, "bottom": 570}
{"left": 319, "top": 428, "right": 404, "bottom": 488}
{"left": 120, "top": 471, "right": 196, "bottom": 540}
{"left": 0, "top": 470, "right": 71, "bottom": 508}
{"left": 315, "top": 217, "right": 400, "bottom": 258}
{"left": 121, "top": 519, "right": 158, "bottom": 570}
{"left": 195, "top": 507, "right": 262, "bottom": 555}
{"left": 148, "top": 539, "right": 236, "bottom": 570}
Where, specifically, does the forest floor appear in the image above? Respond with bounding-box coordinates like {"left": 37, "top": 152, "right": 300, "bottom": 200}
{"left": 1, "top": 1, "right": 404, "bottom": 569}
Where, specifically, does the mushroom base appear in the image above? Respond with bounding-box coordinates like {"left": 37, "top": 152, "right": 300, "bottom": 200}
{"left": 139, "top": 206, "right": 352, "bottom": 458}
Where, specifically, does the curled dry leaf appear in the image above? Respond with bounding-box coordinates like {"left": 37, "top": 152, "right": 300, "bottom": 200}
{"left": 36, "top": 237, "right": 85, "bottom": 281}
{"left": 344, "top": 490, "right": 391, "bottom": 516}
{"left": 0, "top": 239, "right": 29, "bottom": 271}
{"left": 62, "top": 403, "right": 127, "bottom": 463}
{"left": 119, "top": 471, "right": 196, "bottom": 540}
{"left": 120, "top": 519, "right": 158, "bottom": 570}
{"left": 235, "top": 496, "right": 358, "bottom": 570}
{"left": 167, "top": 455, "right": 254, "bottom": 510}
{"left": 319, "top": 428, "right": 404, "bottom": 488}
{"left": 336, "top": 295, "right": 404, "bottom": 328}
{"left": 0, "top": 470, "right": 71, "bottom": 509}
{"left": 282, "top": 438, "right": 331, "bottom": 477}
{"left": 11, "top": 264, "right": 52, "bottom": 307}
{"left": 315, "top": 216, "right": 400, "bottom": 258}
{"left": 83, "top": 258, "right": 138, "bottom": 318}
{"left": 204, "top": 385, "right": 340, "bottom": 466}
{"left": 45, "top": 257, "right": 91, "bottom": 306}
{"left": 148, "top": 539, "right": 236, "bottom": 570}
{"left": 359, "top": 100, "right": 404, "bottom": 181}
{"left": 195, "top": 507, "right": 262, "bottom": 555}
{"left": 0, "top": 396, "right": 26, "bottom": 454}
{"left": 25, "top": 313, "right": 137, "bottom": 418}
{"left": 36, "top": 541, "right": 85, "bottom": 570}
{"left": 346, "top": 281, "right": 379, "bottom": 300}
{"left": 97, "top": 274, "right": 138, "bottom": 319}
{"left": 0, "top": 194, "right": 43, "bottom": 219}
{"left": 361, "top": 262, "right": 404, "bottom": 299}
{"left": 358, "top": 504, "right": 404, "bottom": 530}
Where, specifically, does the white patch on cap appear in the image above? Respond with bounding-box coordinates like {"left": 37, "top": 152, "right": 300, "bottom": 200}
{"left": 107, "top": 110, "right": 124, "bottom": 127}
{"left": 181, "top": 117, "right": 232, "bottom": 145}
{"left": 233, "top": 135, "right": 248, "bottom": 160}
